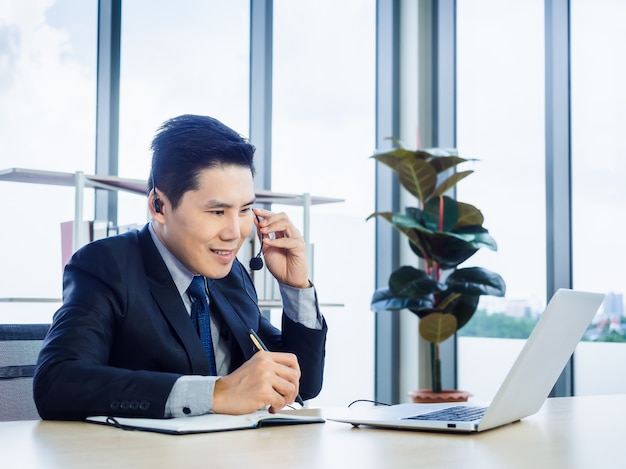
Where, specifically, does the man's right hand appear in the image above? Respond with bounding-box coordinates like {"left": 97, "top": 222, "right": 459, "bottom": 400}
{"left": 211, "top": 351, "right": 301, "bottom": 414}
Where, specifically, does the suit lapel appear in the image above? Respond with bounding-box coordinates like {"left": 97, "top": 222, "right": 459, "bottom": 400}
{"left": 137, "top": 226, "right": 212, "bottom": 375}
{"left": 206, "top": 277, "right": 258, "bottom": 362}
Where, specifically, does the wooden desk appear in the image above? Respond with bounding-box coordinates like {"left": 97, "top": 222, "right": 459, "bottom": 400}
{"left": 1, "top": 395, "right": 622, "bottom": 468}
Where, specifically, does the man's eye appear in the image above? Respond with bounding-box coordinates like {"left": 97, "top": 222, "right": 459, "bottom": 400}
{"left": 209, "top": 210, "right": 225, "bottom": 215}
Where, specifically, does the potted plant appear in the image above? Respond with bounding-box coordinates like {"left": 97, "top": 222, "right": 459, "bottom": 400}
{"left": 368, "top": 140, "right": 506, "bottom": 402}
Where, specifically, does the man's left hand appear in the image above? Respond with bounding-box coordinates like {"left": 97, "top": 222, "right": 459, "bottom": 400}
{"left": 252, "top": 208, "right": 310, "bottom": 289}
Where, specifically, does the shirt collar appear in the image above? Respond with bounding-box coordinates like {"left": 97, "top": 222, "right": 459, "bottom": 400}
{"left": 148, "top": 222, "right": 196, "bottom": 296}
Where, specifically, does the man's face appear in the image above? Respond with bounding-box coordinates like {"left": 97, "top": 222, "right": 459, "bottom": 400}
{"left": 159, "top": 165, "right": 255, "bottom": 279}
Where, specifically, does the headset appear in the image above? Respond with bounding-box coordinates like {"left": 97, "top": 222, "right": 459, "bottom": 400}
{"left": 151, "top": 173, "right": 162, "bottom": 214}
{"left": 249, "top": 214, "right": 264, "bottom": 271}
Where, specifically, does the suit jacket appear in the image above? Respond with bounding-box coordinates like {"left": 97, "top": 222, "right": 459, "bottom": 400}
{"left": 34, "top": 225, "right": 327, "bottom": 420}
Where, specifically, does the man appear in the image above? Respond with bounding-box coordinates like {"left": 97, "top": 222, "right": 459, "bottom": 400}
{"left": 34, "top": 114, "right": 327, "bottom": 420}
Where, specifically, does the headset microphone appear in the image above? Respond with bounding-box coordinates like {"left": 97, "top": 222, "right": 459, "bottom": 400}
{"left": 249, "top": 214, "right": 264, "bottom": 271}
{"left": 249, "top": 249, "right": 264, "bottom": 271}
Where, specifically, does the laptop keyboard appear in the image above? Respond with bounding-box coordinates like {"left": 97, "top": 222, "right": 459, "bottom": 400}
{"left": 404, "top": 405, "right": 487, "bottom": 422}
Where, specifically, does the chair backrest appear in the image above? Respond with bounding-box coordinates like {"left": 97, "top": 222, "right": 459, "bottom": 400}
{"left": 0, "top": 323, "right": 50, "bottom": 421}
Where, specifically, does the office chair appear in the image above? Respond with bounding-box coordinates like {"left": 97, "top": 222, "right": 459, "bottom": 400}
{"left": 0, "top": 323, "right": 50, "bottom": 421}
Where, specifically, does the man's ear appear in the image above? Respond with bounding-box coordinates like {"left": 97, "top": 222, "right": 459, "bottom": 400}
{"left": 149, "top": 191, "right": 166, "bottom": 218}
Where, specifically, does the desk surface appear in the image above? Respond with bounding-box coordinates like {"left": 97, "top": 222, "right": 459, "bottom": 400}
{"left": 1, "top": 394, "right": 622, "bottom": 469}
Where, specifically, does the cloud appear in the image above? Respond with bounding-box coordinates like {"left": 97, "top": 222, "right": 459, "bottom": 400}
{"left": 0, "top": 0, "right": 95, "bottom": 172}
{"left": 0, "top": 0, "right": 95, "bottom": 301}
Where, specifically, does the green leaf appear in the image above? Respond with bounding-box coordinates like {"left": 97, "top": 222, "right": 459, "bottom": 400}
{"left": 369, "top": 211, "right": 427, "bottom": 250}
{"left": 404, "top": 206, "right": 425, "bottom": 223}
{"left": 372, "top": 148, "right": 415, "bottom": 169}
{"left": 428, "top": 155, "right": 468, "bottom": 174}
{"left": 452, "top": 228, "right": 498, "bottom": 251}
{"left": 408, "top": 231, "right": 480, "bottom": 269}
{"left": 437, "top": 292, "right": 481, "bottom": 330}
{"left": 373, "top": 150, "right": 438, "bottom": 201}
{"left": 391, "top": 211, "right": 426, "bottom": 228}
{"left": 391, "top": 212, "right": 432, "bottom": 255}
{"left": 368, "top": 211, "right": 433, "bottom": 262}
{"left": 422, "top": 196, "right": 459, "bottom": 232}
{"left": 396, "top": 158, "right": 436, "bottom": 201}
{"left": 445, "top": 267, "right": 507, "bottom": 297}
{"left": 455, "top": 202, "right": 484, "bottom": 227}
{"left": 382, "top": 211, "right": 495, "bottom": 267}
{"left": 389, "top": 266, "right": 445, "bottom": 297}
{"left": 433, "top": 170, "right": 474, "bottom": 198}
{"left": 419, "top": 313, "right": 458, "bottom": 344}
{"left": 366, "top": 211, "right": 389, "bottom": 222}
{"left": 370, "top": 288, "right": 434, "bottom": 313}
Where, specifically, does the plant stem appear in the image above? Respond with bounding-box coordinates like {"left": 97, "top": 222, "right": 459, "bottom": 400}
{"left": 431, "top": 342, "right": 442, "bottom": 393}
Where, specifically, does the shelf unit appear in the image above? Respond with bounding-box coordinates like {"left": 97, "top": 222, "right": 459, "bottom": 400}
{"left": 0, "top": 167, "right": 343, "bottom": 308}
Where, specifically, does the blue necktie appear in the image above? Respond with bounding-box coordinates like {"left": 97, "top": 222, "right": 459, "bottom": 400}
{"left": 188, "top": 276, "right": 217, "bottom": 375}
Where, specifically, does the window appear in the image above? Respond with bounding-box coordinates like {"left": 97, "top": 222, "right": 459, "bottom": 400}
{"left": 0, "top": 0, "right": 97, "bottom": 322}
{"left": 272, "top": 0, "right": 376, "bottom": 407}
{"left": 571, "top": 0, "right": 626, "bottom": 395}
{"left": 455, "top": 0, "right": 545, "bottom": 401}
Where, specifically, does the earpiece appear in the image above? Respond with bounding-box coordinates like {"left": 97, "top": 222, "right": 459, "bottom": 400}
{"left": 249, "top": 214, "right": 264, "bottom": 271}
{"left": 151, "top": 172, "right": 162, "bottom": 214}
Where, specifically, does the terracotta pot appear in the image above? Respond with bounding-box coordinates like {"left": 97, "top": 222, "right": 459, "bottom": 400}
{"left": 408, "top": 389, "right": 472, "bottom": 404}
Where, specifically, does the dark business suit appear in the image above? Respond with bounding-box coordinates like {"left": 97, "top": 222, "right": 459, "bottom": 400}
{"left": 34, "top": 225, "right": 327, "bottom": 421}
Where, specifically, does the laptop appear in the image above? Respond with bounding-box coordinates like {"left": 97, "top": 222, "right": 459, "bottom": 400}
{"left": 329, "top": 289, "right": 604, "bottom": 433}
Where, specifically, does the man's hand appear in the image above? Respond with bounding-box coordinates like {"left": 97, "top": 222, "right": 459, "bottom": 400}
{"left": 252, "top": 208, "right": 310, "bottom": 289}
{"left": 211, "top": 351, "right": 301, "bottom": 414}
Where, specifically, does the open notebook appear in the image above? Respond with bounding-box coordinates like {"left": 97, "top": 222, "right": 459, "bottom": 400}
{"left": 87, "top": 410, "right": 324, "bottom": 434}
{"left": 329, "top": 289, "right": 604, "bottom": 433}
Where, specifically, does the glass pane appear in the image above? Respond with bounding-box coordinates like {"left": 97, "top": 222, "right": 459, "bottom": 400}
{"left": 455, "top": 0, "right": 545, "bottom": 401}
{"left": 571, "top": 0, "right": 626, "bottom": 395}
{"left": 118, "top": 0, "right": 249, "bottom": 227}
{"left": 272, "top": 0, "right": 376, "bottom": 407}
{"left": 0, "top": 0, "right": 97, "bottom": 322}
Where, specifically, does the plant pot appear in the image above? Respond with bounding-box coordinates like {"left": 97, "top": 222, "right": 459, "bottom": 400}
{"left": 408, "top": 389, "right": 472, "bottom": 404}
